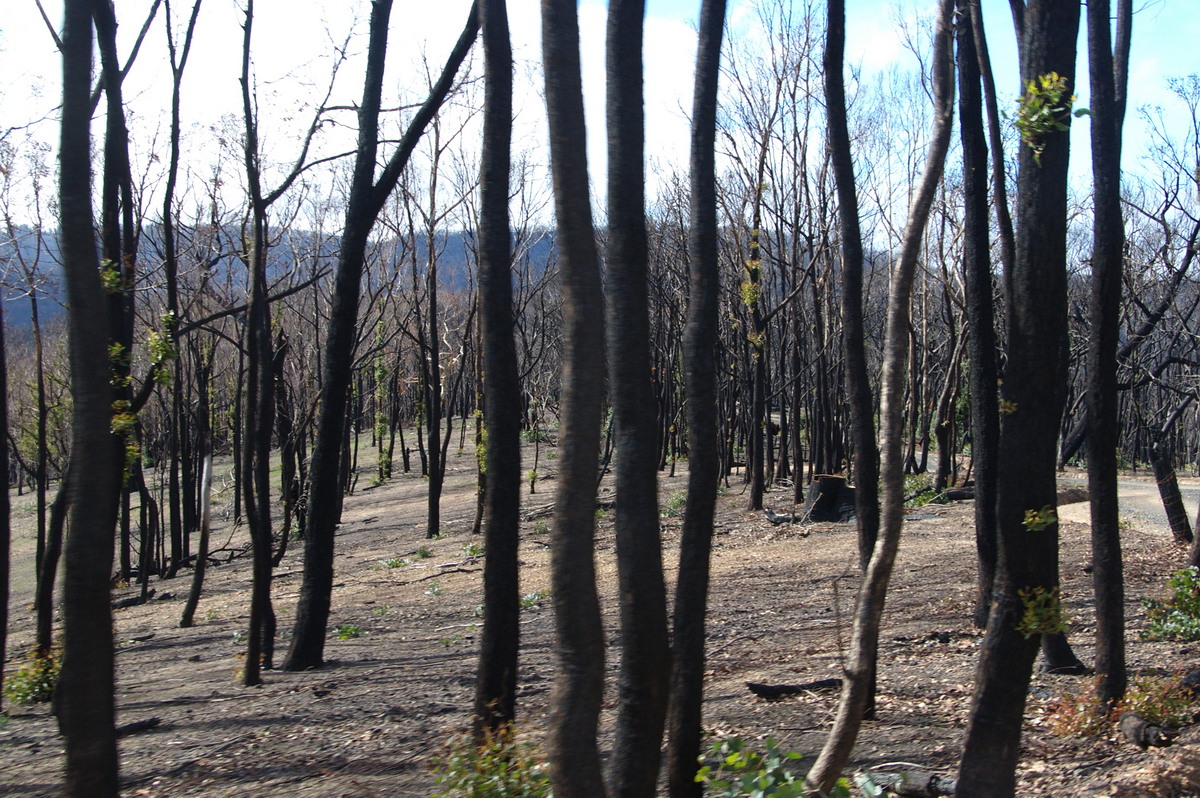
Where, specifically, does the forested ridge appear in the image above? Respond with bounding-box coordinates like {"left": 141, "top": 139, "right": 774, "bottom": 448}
{"left": 3, "top": 0, "right": 1200, "bottom": 795}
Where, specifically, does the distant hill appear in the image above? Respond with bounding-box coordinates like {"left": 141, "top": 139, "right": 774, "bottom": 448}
{"left": 2, "top": 223, "right": 559, "bottom": 331}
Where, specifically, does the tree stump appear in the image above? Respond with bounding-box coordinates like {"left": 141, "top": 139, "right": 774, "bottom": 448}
{"left": 803, "top": 474, "right": 856, "bottom": 522}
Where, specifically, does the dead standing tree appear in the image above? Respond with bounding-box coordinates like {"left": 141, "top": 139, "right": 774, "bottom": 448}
{"left": 665, "top": 2, "right": 727, "bottom": 795}
{"left": 472, "top": 0, "right": 523, "bottom": 736}
{"left": 282, "top": 1, "right": 479, "bottom": 672}
{"left": 57, "top": 0, "right": 124, "bottom": 792}
{"left": 541, "top": 0, "right": 608, "bottom": 793}
{"left": 805, "top": 0, "right": 956, "bottom": 791}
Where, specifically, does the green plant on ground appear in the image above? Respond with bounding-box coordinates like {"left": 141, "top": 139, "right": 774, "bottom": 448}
{"left": 902, "top": 473, "right": 936, "bottom": 507}
{"left": 432, "top": 724, "right": 550, "bottom": 798}
{"left": 521, "top": 427, "right": 550, "bottom": 444}
{"left": 1048, "top": 674, "right": 1196, "bottom": 738}
{"left": 463, "top": 542, "right": 484, "bottom": 558}
{"left": 1116, "top": 675, "right": 1196, "bottom": 728}
{"left": 662, "top": 490, "right": 688, "bottom": 518}
{"left": 335, "top": 624, "right": 363, "bottom": 640}
{"left": 426, "top": 580, "right": 444, "bottom": 597}
{"left": 1045, "top": 678, "right": 1111, "bottom": 738}
{"left": 532, "top": 519, "right": 549, "bottom": 535}
{"left": 696, "top": 737, "right": 868, "bottom": 797}
{"left": 520, "top": 589, "right": 550, "bottom": 609}
{"left": 3, "top": 648, "right": 60, "bottom": 705}
{"left": 416, "top": 546, "right": 434, "bottom": 559}
{"left": 1143, "top": 567, "right": 1200, "bottom": 641}
{"left": 383, "top": 557, "right": 409, "bottom": 568}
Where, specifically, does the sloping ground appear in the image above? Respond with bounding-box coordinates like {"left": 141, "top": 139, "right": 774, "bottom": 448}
{"left": 2, "top": 447, "right": 1198, "bottom": 796}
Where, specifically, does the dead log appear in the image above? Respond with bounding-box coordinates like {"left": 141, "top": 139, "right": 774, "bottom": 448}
{"left": 746, "top": 678, "right": 842, "bottom": 698}
{"left": 867, "top": 771, "right": 957, "bottom": 797}
{"left": 116, "top": 717, "right": 162, "bottom": 737}
{"left": 939, "top": 487, "right": 974, "bottom": 501}
{"left": 1119, "top": 711, "right": 1175, "bottom": 748}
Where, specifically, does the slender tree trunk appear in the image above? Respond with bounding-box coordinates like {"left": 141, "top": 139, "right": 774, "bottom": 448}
{"left": 1086, "top": 0, "right": 1132, "bottom": 710}
{"left": 959, "top": 0, "right": 1000, "bottom": 630}
{"left": 0, "top": 300, "right": 10, "bottom": 711}
{"left": 825, "top": 0, "right": 879, "bottom": 572}
{"left": 58, "top": 2, "right": 123, "bottom": 790}
{"left": 472, "top": 0, "right": 522, "bottom": 736}
{"left": 36, "top": 474, "right": 69, "bottom": 656}
{"left": 665, "top": 3, "right": 726, "bottom": 794}
{"left": 806, "top": 0, "right": 955, "bottom": 791}
{"left": 542, "top": 0, "right": 608, "bottom": 793}
{"left": 238, "top": 0, "right": 277, "bottom": 685}
{"left": 180, "top": 456, "right": 213, "bottom": 626}
{"left": 282, "top": 1, "right": 479, "bottom": 671}
{"left": 958, "top": 3, "right": 1082, "bottom": 793}
{"left": 161, "top": 0, "right": 203, "bottom": 579}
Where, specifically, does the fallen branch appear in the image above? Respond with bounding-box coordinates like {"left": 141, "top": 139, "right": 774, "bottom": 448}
{"left": 116, "top": 717, "right": 162, "bottom": 737}
{"left": 746, "top": 678, "right": 842, "bottom": 698}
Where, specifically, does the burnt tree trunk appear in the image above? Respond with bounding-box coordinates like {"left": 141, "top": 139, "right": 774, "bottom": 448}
{"left": 957, "top": 3, "right": 1083, "bottom": 794}
{"left": 665, "top": 2, "right": 726, "bottom": 794}
{"left": 542, "top": 0, "right": 609, "bottom": 793}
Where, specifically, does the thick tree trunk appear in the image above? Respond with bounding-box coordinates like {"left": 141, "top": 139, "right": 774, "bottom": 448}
{"left": 958, "top": 3, "right": 1082, "bottom": 794}
{"left": 605, "top": 2, "right": 670, "bottom": 793}
{"left": 59, "top": 3, "right": 123, "bottom": 791}
{"left": 542, "top": 1, "right": 608, "bottom": 794}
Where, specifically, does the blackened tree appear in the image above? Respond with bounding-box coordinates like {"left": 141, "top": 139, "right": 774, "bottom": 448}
{"left": 541, "top": 0, "right": 608, "bottom": 793}
{"left": 57, "top": 0, "right": 123, "bottom": 791}
{"left": 472, "top": 0, "right": 522, "bottom": 736}
{"left": 665, "top": 3, "right": 727, "bottom": 795}
{"left": 957, "top": 2, "right": 1083, "bottom": 794}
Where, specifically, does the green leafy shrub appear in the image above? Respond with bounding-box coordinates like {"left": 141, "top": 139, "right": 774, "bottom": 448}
{"left": 697, "top": 737, "right": 805, "bottom": 796}
{"left": 1046, "top": 679, "right": 1111, "bottom": 738}
{"left": 696, "top": 737, "right": 871, "bottom": 797}
{"left": 1116, "top": 676, "right": 1196, "bottom": 728}
{"left": 335, "top": 624, "right": 363, "bottom": 640}
{"left": 1143, "top": 567, "right": 1200, "bottom": 641}
{"left": 3, "top": 649, "right": 60, "bottom": 705}
{"left": 1047, "top": 674, "right": 1196, "bottom": 738}
{"left": 902, "top": 473, "right": 936, "bottom": 507}
{"left": 432, "top": 725, "right": 550, "bottom": 797}
{"left": 662, "top": 490, "right": 688, "bottom": 518}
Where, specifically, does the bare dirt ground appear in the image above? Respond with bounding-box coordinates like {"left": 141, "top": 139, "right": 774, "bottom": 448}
{"left": 3, "top": 435, "right": 1200, "bottom": 797}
